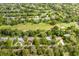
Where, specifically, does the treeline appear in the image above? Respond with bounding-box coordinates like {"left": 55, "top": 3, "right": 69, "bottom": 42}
{"left": 0, "top": 4, "right": 79, "bottom": 25}
{"left": 0, "top": 25, "right": 79, "bottom": 37}
{"left": 0, "top": 26, "right": 79, "bottom": 47}
{"left": 0, "top": 44, "right": 79, "bottom": 56}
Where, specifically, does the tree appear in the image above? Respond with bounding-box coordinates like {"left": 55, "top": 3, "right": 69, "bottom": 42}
{"left": 0, "top": 49, "right": 12, "bottom": 56}
{"left": 45, "top": 48, "right": 54, "bottom": 56}
{"left": 39, "top": 32, "right": 47, "bottom": 37}
{"left": 22, "top": 49, "right": 30, "bottom": 56}
{"left": 29, "top": 46, "right": 37, "bottom": 55}
{"left": 28, "top": 30, "right": 35, "bottom": 36}
{"left": 33, "top": 36, "right": 40, "bottom": 48}
{"left": 24, "top": 36, "right": 29, "bottom": 45}
{"left": 46, "top": 30, "right": 52, "bottom": 36}
{"left": 40, "top": 37, "right": 48, "bottom": 45}
{"left": 37, "top": 48, "right": 43, "bottom": 55}
{"left": 5, "top": 38, "right": 13, "bottom": 48}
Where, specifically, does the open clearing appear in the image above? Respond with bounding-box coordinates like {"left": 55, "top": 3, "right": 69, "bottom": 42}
{"left": 0, "top": 22, "right": 78, "bottom": 32}
{"left": 14, "top": 23, "right": 53, "bottom": 31}
{"left": 0, "top": 23, "right": 53, "bottom": 31}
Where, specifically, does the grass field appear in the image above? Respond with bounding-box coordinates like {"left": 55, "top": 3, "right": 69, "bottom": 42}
{"left": 0, "top": 23, "right": 53, "bottom": 31}
{"left": 13, "top": 23, "right": 53, "bottom": 31}
{"left": 0, "top": 22, "right": 78, "bottom": 32}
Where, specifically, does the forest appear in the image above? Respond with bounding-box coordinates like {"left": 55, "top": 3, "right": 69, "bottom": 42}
{"left": 0, "top": 4, "right": 79, "bottom": 56}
